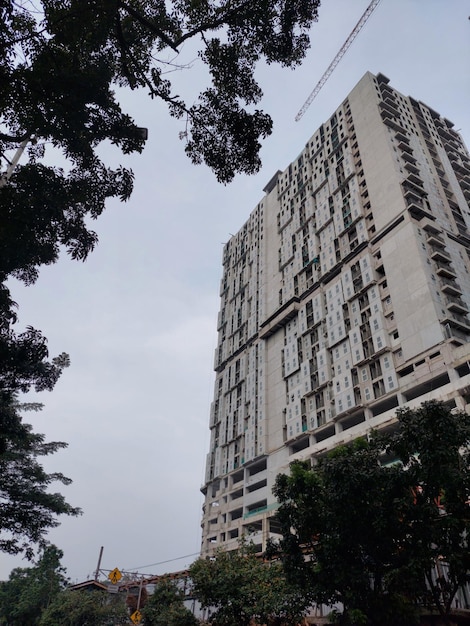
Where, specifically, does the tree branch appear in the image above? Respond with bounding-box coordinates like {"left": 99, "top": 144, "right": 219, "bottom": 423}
{"left": 0, "top": 131, "right": 32, "bottom": 143}
{"left": 425, "top": 571, "right": 446, "bottom": 619}
{"left": 118, "top": 1, "right": 179, "bottom": 52}
{"left": 114, "top": 14, "right": 137, "bottom": 88}
{"left": 0, "top": 27, "right": 47, "bottom": 50}
{"left": 173, "top": 0, "right": 253, "bottom": 47}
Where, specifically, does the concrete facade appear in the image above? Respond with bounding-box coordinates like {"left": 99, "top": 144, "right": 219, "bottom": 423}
{"left": 200, "top": 72, "right": 470, "bottom": 556}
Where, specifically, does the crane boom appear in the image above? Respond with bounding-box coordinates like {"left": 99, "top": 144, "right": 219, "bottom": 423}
{"left": 295, "top": 0, "right": 383, "bottom": 121}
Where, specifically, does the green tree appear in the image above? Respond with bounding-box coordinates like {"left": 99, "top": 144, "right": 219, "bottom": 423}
{"left": 39, "top": 589, "right": 128, "bottom": 626}
{"left": 273, "top": 441, "right": 416, "bottom": 626}
{"left": 0, "top": 0, "right": 321, "bottom": 317}
{"left": 385, "top": 401, "right": 470, "bottom": 624}
{"left": 142, "top": 576, "right": 198, "bottom": 626}
{"left": 0, "top": 544, "right": 68, "bottom": 626}
{"left": 0, "top": 0, "right": 320, "bottom": 559}
{"left": 0, "top": 402, "right": 81, "bottom": 558}
{"left": 0, "top": 399, "right": 81, "bottom": 559}
{"left": 189, "top": 541, "right": 308, "bottom": 626}
{"left": 272, "top": 401, "right": 470, "bottom": 626}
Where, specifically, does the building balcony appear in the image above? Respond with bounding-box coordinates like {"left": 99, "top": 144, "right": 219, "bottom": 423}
{"left": 442, "top": 314, "right": 470, "bottom": 334}
{"left": 408, "top": 201, "right": 434, "bottom": 222}
{"left": 442, "top": 320, "right": 470, "bottom": 344}
{"left": 382, "top": 96, "right": 399, "bottom": 111}
{"left": 245, "top": 468, "right": 267, "bottom": 489}
{"left": 244, "top": 483, "right": 268, "bottom": 508}
{"left": 406, "top": 172, "right": 424, "bottom": 187}
{"left": 448, "top": 152, "right": 461, "bottom": 166}
{"left": 379, "top": 102, "right": 396, "bottom": 118}
{"left": 420, "top": 128, "right": 432, "bottom": 141}
{"left": 448, "top": 198, "right": 461, "bottom": 212}
{"left": 422, "top": 218, "right": 441, "bottom": 234}
{"left": 398, "top": 140, "right": 413, "bottom": 155}
{"left": 395, "top": 129, "right": 408, "bottom": 143}
{"left": 435, "top": 261, "right": 457, "bottom": 279}
{"left": 446, "top": 296, "right": 468, "bottom": 315}
{"left": 444, "top": 187, "right": 455, "bottom": 201}
{"left": 430, "top": 248, "right": 451, "bottom": 263}
{"left": 426, "top": 232, "right": 446, "bottom": 248}
{"left": 380, "top": 111, "right": 405, "bottom": 132}
{"left": 402, "top": 185, "right": 425, "bottom": 203}
{"left": 404, "top": 161, "right": 420, "bottom": 175}
{"left": 438, "top": 125, "right": 454, "bottom": 142}
{"left": 353, "top": 277, "right": 364, "bottom": 291}
{"left": 401, "top": 150, "right": 417, "bottom": 164}
{"left": 425, "top": 139, "right": 438, "bottom": 158}
{"left": 451, "top": 208, "right": 467, "bottom": 227}
{"left": 440, "top": 277, "right": 462, "bottom": 296}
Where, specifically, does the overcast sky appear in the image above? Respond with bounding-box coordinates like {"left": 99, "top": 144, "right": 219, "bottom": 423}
{"left": 1, "top": 0, "right": 469, "bottom": 583}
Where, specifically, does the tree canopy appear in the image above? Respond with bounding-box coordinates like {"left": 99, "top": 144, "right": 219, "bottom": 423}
{"left": 272, "top": 401, "right": 470, "bottom": 626}
{"left": 189, "top": 540, "right": 308, "bottom": 626}
{"left": 0, "top": 544, "right": 68, "bottom": 626}
{"left": 0, "top": 400, "right": 81, "bottom": 559}
{"left": 386, "top": 402, "right": 470, "bottom": 622}
{"left": 142, "top": 576, "right": 198, "bottom": 626}
{"left": 0, "top": 0, "right": 321, "bottom": 290}
{"left": 0, "top": 0, "right": 320, "bottom": 561}
{"left": 39, "top": 589, "right": 129, "bottom": 626}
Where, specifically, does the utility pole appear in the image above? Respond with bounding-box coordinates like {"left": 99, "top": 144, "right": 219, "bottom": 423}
{"left": 0, "top": 136, "right": 35, "bottom": 188}
{"left": 94, "top": 546, "right": 104, "bottom": 581}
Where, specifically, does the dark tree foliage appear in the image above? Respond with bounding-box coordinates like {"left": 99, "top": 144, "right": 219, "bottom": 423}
{"left": 0, "top": 0, "right": 320, "bottom": 560}
{"left": 0, "top": 401, "right": 81, "bottom": 559}
{"left": 385, "top": 401, "right": 470, "bottom": 623}
{"left": 0, "top": 0, "right": 320, "bottom": 294}
{"left": 272, "top": 401, "right": 470, "bottom": 626}
{"left": 0, "top": 544, "right": 68, "bottom": 626}
{"left": 0, "top": 0, "right": 322, "bottom": 289}
{"left": 142, "top": 576, "right": 198, "bottom": 626}
{"left": 39, "top": 589, "right": 129, "bottom": 626}
{"left": 273, "top": 441, "right": 416, "bottom": 626}
{"left": 189, "top": 540, "right": 308, "bottom": 626}
{"left": 0, "top": 292, "right": 79, "bottom": 558}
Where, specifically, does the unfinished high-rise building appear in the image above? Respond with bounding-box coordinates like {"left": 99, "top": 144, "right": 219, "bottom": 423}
{"left": 200, "top": 72, "right": 470, "bottom": 555}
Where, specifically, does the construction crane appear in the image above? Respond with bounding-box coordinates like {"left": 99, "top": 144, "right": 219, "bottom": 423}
{"left": 295, "top": 0, "right": 383, "bottom": 121}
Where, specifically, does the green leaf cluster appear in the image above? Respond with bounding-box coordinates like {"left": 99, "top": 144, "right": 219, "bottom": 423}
{"left": 142, "top": 576, "right": 198, "bottom": 626}
{"left": 0, "top": 402, "right": 81, "bottom": 559}
{"left": 39, "top": 589, "right": 129, "bottom": 626}
{"left": 0, "top": 545, "right": 68, "bottom": 626}
{"left": 1, "top": 0, "right": 320, "bottom": 559}
{"left": 272, "top": 401, "right": 470, "bottom": 626}
{"left": 189, "top": 540, "right": 309, "bottom": 626}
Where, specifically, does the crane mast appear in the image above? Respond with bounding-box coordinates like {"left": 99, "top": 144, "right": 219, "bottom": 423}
{"left": 295, "top": 0, "right": 383, "bottom": 121}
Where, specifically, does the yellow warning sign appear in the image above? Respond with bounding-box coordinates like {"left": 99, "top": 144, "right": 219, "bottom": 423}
{"left": 130, "top": 609, "right": 142, "bottom": 624}
{"left": 108, "top": 567, "right": 122, "bottom": 584}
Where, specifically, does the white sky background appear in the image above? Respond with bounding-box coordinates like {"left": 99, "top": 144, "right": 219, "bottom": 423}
{"left": 1, "top": 0, "right": 469, "bottom": 582}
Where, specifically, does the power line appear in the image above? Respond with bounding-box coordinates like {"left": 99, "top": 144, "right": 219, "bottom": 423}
{"left": 125, "top": 551, "right": 201, "bottom": 571}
